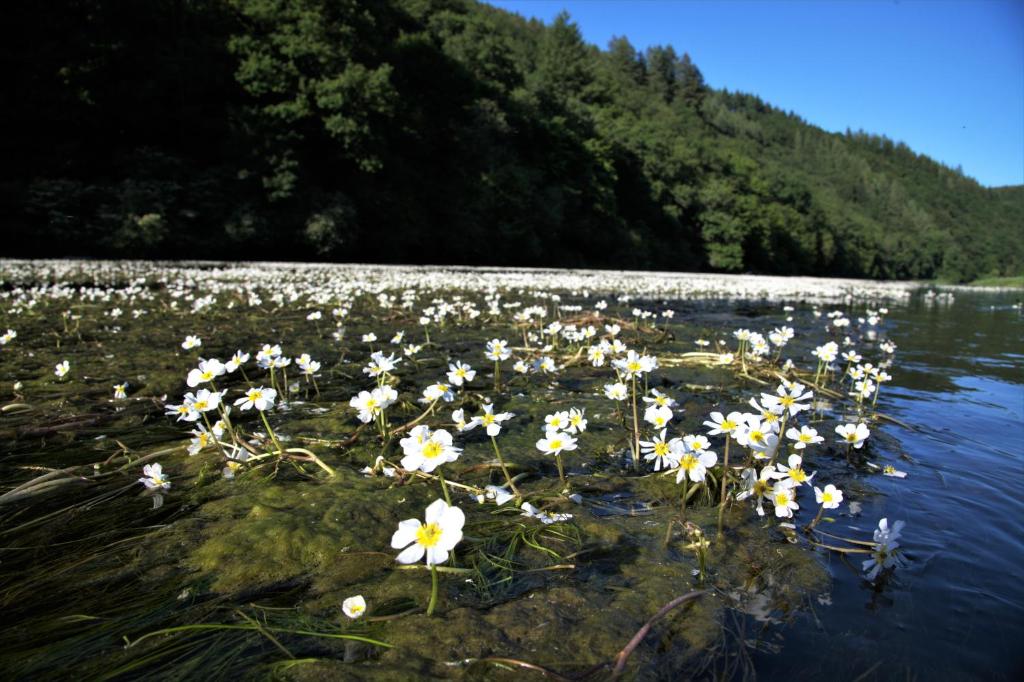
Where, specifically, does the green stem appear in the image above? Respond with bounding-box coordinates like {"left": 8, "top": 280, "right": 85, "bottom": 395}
{"left": 494, "top": 360, "right": 501, "bottom": 393}
{"left": 681, "top": 476, "right": 689, "bottom": 522}
{"left": 490, "top": 436, "right": 520, "bottom": 497}
{"left": 427, "top": 564, "right": 439, "bottom": 617}
{"left": 630, "top": 376, "right": 641, "bottom": 472}
{"left": 555, "top": 453, "right": 565, "bottom": 485}
{"left": 259, "top": 410, "right": 285, "bottom": 457}
{"left": 437, "top": 468, "right": 452, "bottom": 505}
{"left": 717, "top": 436, "right": 730, "bottom": 536}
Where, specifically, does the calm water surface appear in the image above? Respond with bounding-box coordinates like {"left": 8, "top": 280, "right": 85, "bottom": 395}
{"left": 761, "top": 291, "right": 1024, "bottom": 680}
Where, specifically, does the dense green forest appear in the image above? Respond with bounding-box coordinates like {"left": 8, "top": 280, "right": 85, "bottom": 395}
{"left": 3, "top": 0, "right": 1021, "bottom": 281}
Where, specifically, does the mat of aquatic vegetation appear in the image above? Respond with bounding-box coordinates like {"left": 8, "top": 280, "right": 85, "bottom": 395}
{"left": 0, "top": 261, "right": 912, "bottom": 680}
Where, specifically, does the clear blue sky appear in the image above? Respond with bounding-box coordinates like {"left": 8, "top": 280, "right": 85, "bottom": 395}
{"left": 486, "top": 0, "right": 1024, "bottom": 187}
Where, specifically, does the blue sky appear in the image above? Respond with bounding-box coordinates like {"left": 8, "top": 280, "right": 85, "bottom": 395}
{"left": 486, "top": 0, "right": 1023, "bottom": 187}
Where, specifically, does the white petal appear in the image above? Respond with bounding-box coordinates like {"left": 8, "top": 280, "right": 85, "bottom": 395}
{"left": 391, "top": 519, "right": 421, "bottom": 548}
{"left": 396, "top": 543, "right": 425, "bottom": 564}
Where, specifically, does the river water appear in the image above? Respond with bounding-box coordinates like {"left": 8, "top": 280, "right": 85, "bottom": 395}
{"left": 759, "top": 290, "right": 1024, "bottom": 680}
{"left": 0, "top": 262, "right": 1021, "bottom": 680}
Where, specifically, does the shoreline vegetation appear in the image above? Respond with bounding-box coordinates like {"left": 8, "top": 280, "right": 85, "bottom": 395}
{"left": 4, "top": 0, "right": 1022, "bottom": 282}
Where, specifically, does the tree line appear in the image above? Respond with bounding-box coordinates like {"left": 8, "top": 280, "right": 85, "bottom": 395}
{"left": 3, "top": 0, "right": 1020, "bottom": 282}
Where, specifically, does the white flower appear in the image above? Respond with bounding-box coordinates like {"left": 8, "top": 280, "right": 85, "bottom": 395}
{"left": 139, "top": 463, "right": 171, "bottom": 490}
{"left": 478, "top": 484, "right": 516, "bottom": 506}
{"left": 234, "top": 386, "right": 277, "bottom": 411}
{"left": 181, "top": 335, "right": 202, "bottom": 350}
{"left": 640, "top": 429, "right": 682, "bottom": 471}
{"left": 520, "top": 502, "right": 572, "bottom": 524}
{"left": 862, "top": 518, "right": 906, "bottom": 581}
{"left": 447, "top": 360, "right": 476, "bottom": 386}
{"left": 391, "top": 499, "right": 466, "bottom": 565}
{"left": 186, "top": 358, "right": 226, "bottom": 387}
{"left": 761, "top": 383, "right": 813, "bottom": 417}
{"left": 186, "top": 388, "right": 222, "bottom": 413}
{"left": 836, "top": 422, "right": 870, "bottom": 448}
{"left": 704, "top": 411, "right": 744, "bottom": 436}
{"left": 814, "top": 484, "right": 844, "bottom": 509}
{"left": 786, "top": 425, "right": 823, "bottom": 449}
{"left": 567, "top": 407, "right": 588, "bottom": 434}
{"left": 604, "top": 382, "right": 628, "bottom": 401}
{"left": 643, "top": 404, "right": 674, "bottom": 429}
{"left": 422, "top": 382, "right": 454, "bottom": 403}
{"left": 113, "top": 383, "right": 128, "bottom": 400}
{"left": 613, "top": 350, "right": 655, "bottom": 378}
{"left": 674, "top": 446, "right": 718, "bottom": 484}
{"left": 771, "top": 481, "right": 799, "bottom": 518}
{"left": 400, "top": 428, "right": 461, "bottom": 473}
{"left": 54, "top": 360, "right": 70, "bottom": 378}
{"left": 342, "top": 595, "right": 367, "bottom": 619}
{"left": 777, "top": 454, "right": 814, "bottom": 486}
{"left": 470, "top": 403, "right": 514, "bottom": 437}
{"left": 225, "top": 350, "right": 250, "bottom": 373}
{"left": 485, "top": 339, "right": 511, "bottom": 361}
{"left": 536, "top": 430, "right": 578, "bottom": 456}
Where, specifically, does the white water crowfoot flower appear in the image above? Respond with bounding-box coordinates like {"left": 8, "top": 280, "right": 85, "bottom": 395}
{"left": 736, "top": 466, "right": 779, "bottom": 517}
{"left": 392, "top": 499, "right": 466, "bottom": 566}
{"left": 342, "top": 595, "right": 367, "bottom": 619}
{"left": 786, "top": 425, "right": 823, "bottom": 449}
{"left": 641, "top": 429, "right": 682, "bottom": 471}
{"left": 391, "top": 499, "right": 466, "bottom": 616}
{"left": 836, "top": 422, "right": 870, "bottom": 449}
{"left": 536, "top": 429, "right": 578, "bottom": 483}
{"left": 761, "top": 382, "right": 813, "bottom": 417}
{"left": 805, "top": 483, "right": 844, "bottom": 531}
{"left": 476, "top": 485, "right": 515, "bottom": 506}
{"left": 771, "top": 481, "right": 799, "bottom": 518}
{"left": 704, "top": 411, "right": 743, "bottom": 436}
{"left": 446, "top": 360, "right": 475, "bottom": 386}
{"left": 604, "top": 382, "right": 628, "bottom": 401}
{"left": 400, "top": 426, "right": 461, "bottom": 474}
{"left": 470, "top": 403, "right": 514, "bottom": 437}
{"left": 113, "top": 383, "right": 128, "bottom": 400}
{"left": 863, "top": 517, "right": 906, "bottom": 582}
{"left": 234, "top": 386, "right": 277, "bottom": 411}
{"left": 777, "top": 454, "right": 814, "bottom": 486}
{"left": 181, "top": 335, "right": 202, "bottom": 350}
{"left": 186, "top": 358, "right": 226, "bottom": 387}
{"left": 521, "top": 502, "right": 573, "bottom": 524}
{"left": 139, "top": 463, "right": 171, "bottom": 490}
{"left": 54, "top": 360, "right": 70, "bottom": 379}
{"left": 643, "top": 404, "right": 673, "bottom": 429}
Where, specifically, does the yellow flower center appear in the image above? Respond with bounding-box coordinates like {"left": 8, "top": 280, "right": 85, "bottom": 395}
{"left": 721, "top": 419, "right": 737, "bottom": 431}
{"left": 422, "top": 442, "right": 444, "bottom": 459}
{"left": 627, "top": 361, "right": 642, "bottom": 372}
{"left": 789, "top": 468, "right": 807, "bottom": 483}
{"left": 774, "top": 492, "right": 790, "bottom": 506}
{"left": 822, "top": 491, "right": 834, "bottom": 503}
{"left": 248, "top": 390, "right": 262, "bottom": 401}
{"left": 416, "top": 522, "right": 443, "bottom": 548}
{"left": 549, "top": 438, "right": 563, "bottom": 450}
{"left": 799, "top": 433, "right": 812, "bottom": 442}
{"left": 482, "top": 414, "right": 496, "bottom": 425}
{"left": 654, "top": 442, "right": 669, "bottom": 456}
{"left": 681, "top": 454, "right": 698, "bottom": 471}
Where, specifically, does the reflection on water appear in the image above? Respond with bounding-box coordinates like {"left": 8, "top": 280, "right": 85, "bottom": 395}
{"left": 758, "top": 291, "right": 1024, "bottom": 681}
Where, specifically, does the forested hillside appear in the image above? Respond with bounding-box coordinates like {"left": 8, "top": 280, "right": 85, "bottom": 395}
{"left": 3, "top": 0, "right": 1020, "bottom": 281}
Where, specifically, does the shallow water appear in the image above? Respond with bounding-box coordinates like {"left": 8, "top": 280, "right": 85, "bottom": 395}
{"left": 757, "top": 291, "right": 1024, "bottom": 681}
{"left": 0, "top": 262, "right": 1021, "bottom": 680}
